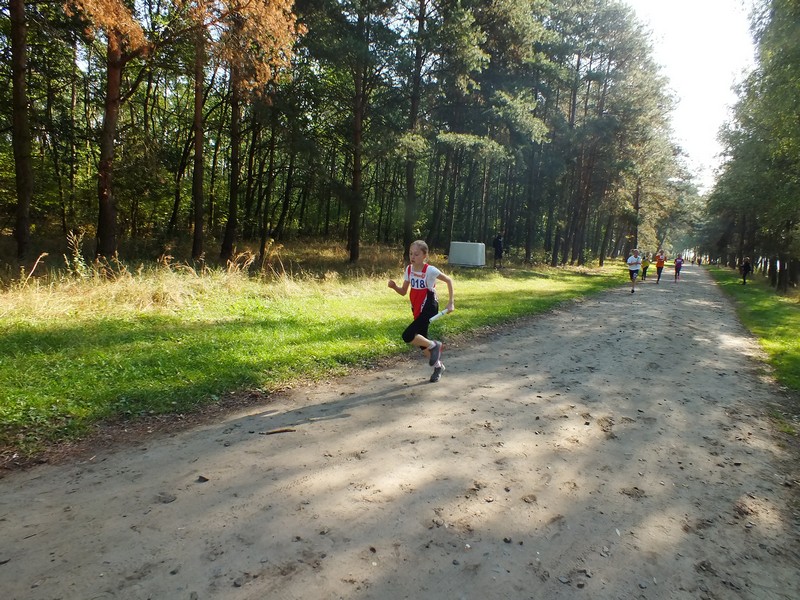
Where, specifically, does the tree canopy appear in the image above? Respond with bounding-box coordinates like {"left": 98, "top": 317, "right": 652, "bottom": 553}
{"left": 0, "top": 0, "right": 735, "bottom": 271}
{"left": 699, "top": 0, "right": 799, "bottom": 291}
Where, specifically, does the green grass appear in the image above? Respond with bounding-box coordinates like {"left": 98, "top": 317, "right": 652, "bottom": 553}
{"left": 5, "top": 255, "right": 797, "bottom": 456}
{"left": 706, "top": 266, "right": 800, "bottom": 394}
{"left": 0, "top": 259, "right": 623, "bottom": 455}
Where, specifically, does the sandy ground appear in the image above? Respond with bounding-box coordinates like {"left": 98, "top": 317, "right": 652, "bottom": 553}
{"left": 2, "top": 265, "right": 799, "bottom": 600}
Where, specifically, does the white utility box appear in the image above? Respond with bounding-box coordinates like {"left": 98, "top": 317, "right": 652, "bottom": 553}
{"left": 448, "top": 242, "right": 486, "bottom": 267}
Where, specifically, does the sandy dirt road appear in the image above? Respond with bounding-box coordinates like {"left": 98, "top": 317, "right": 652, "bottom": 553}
{"left": 2, "top": 264, "right": 799, "bottom": 600}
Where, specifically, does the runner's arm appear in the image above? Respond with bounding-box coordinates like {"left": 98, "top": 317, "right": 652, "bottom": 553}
{"left": 388, "top": 279, "right": 409, "bottom": 296}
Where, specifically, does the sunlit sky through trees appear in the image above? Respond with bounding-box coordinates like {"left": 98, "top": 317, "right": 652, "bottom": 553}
{"left": 624, "top": 0, "right": 756, "bottom": 192}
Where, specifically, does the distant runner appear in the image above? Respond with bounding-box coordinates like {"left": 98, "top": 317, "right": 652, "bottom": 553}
{"left": 626, "top": 248, "right": 642, "bottom": 294}
{"left": 674, "top": 254, "right": 684, "bottom": 281}
{"left": 654, "top": 249, "right": 666, "bottom": 284}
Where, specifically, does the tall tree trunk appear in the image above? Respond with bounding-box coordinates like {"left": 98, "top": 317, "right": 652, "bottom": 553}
{"left": 385, "top": 164, "right": 400, "bottom": 243}
{"left": 10, "top": 0, "right": 33, "bottom": 259}
{"left": 479, "top": 159, "right": 491, "bottom": 244}
{"left": 403, "top": 0, "right": 427, "bottom": 256}
{"left": 191, "top": 31, "right": 206, "bottom": 261}
{"left": 632, "top": 177, "right": 642, "bottom": 250}
{"left": 788, "top": 257, "right": 799, "bottom": 288}
{"left": 544, "top": 191, "right": 555, "bottom": 253}
{"left": 427, "top": 150, "right": 448, "bottom": 244}
{"left": 736, "top": 213, "right": 747, "bottom": 264}
{"left": 96, "top": 31, "right": 125, "bottom": 258}
{"left": 347, "top": 12, "right": 368, "bottom": 263}
{"left": 524, "top": 147, "right": 539, "bottom": 263}
{"left": 455, "top": 159, "right": 477, "bottom": 243}
{"left": 323, "top": 152, "right": 336, "bottom": 237}
{"left": 243, "top": 114, "right": 261, "bottom": 239}
{"left": 208, "top": 101, "right": 227, "bottom": 232}
{"left": 777, "top": 252, "right": 790, "bottom": 293}
{"left": 258, "top": 110, "right": 279, "bottom": 266}
{"left": 43, "top": 66, "right": 68, "bottom": 238}
{"left": 142, "top": 70, "right": 153, "bottom": 141}
{"left": 571, "top": 149, "right": 598, "bottom": 265}
{"left": 168, "top": 124, "right": 194, "bottom": 236}
{"left": 220, "top": 67, "right": 241, "bottom": 263}
{"left": 67, "top": 40, "right": 78, "bottom": 229}
{"left": 297, "top": 178, "right": 311, "bottom": 235}
{"left": 768, "top": 256, "right": 778, "bottom": 288}
{"left": 550, "top": 225, "right": 561, "bottom": 267}
{"left": 444, "top": 149, "right": 462, "bottom": 249}
{"left": 559, "top": 173, "right": 575, "bottom": 266}
{"left": 376, "top": 160, "right": 388, "bottom": 241}
{"left": 598, "top": 213, "right": 614, "bottom": 266}
{"left": 274, "top": 149, "right": 296, "bottom": 240}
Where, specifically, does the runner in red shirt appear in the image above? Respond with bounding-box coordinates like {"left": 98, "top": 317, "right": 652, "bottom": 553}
{"left": 388, "top": 240, "right": 455, "bottom": 382}
{"left": 654, "top": 249, "right": 666, "bottom": 284}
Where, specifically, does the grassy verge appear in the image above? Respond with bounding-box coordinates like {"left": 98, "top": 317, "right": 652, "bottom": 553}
{"left": 706, "top": 266, "right": 800, "bottom": 434}
{"left": 1, "top": 253, "right": 623, "bottom": 455}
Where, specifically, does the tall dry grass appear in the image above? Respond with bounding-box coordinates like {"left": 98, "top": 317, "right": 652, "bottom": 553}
{"left": 0, "top": 239, "right": 413, "bottom": 320}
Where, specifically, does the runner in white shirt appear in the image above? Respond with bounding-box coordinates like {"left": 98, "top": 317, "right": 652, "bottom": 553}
{"left": 626, "top": 248, "right": 642, "bottom": 294}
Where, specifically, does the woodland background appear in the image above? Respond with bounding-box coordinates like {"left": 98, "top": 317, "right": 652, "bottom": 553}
{"left": 1, "top": 0, "right": 798, "bottom": 288}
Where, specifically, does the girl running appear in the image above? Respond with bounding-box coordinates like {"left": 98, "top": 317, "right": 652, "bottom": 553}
{"left": 388, "top": 240, "right": 455, "bottom": 382}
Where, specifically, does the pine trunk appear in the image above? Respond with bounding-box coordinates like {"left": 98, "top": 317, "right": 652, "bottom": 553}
{"left": 220, "top": 66, "right": 240, "bottom": 263}
{"left": 191, "top": 31, "right": 206, "bottom": 261}
{"left": 96, "top": 31, "right": 124, "bottom": 258}
{"left": 10, "top": 0, "right": 33, "bottom": 259}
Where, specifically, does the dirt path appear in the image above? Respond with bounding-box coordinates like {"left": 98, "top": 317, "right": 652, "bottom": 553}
{"left": 2, "top": 265, "right": 798, "bottom": 600}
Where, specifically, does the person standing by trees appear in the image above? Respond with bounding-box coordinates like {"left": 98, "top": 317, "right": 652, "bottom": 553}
{"left": 492, "top": 232, "right": 504, "bottom": 269}
{"left": 388, "top": 240, "right": 455, "bottom": 383}
{"left": 654, "top": 250, "right": 666, "bottom": 284}
{"left": 741, "top": 257, "right": 752, "bottom": 285}
{"left": 626, "top": 248, "right": 642, "bottom": 293}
